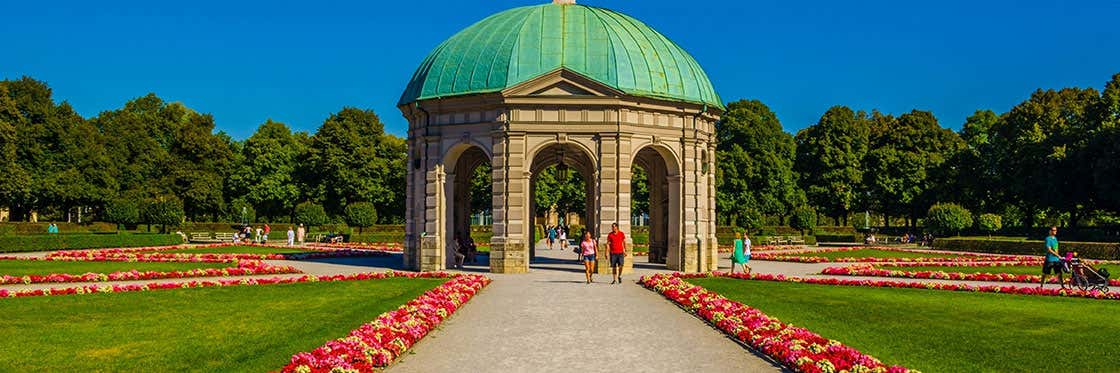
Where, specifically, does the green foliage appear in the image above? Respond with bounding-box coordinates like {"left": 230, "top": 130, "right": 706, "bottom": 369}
{"left": 103, "top": 198, "right": 141, "bottom": 226}
{"left": 864, "top": 110, "right": 965, "bottom": 220}
{"left": 976, "top": 213, "right": 1003, "bottom": 235}
{"left": 932, "top": 237, "right": 1118, "bottom": 260}
{"left": 795, "top": 106, "right": 870, "bottom": 223}
{"left": 343, "top": 202, "right": 378, "bottom": 234}
{"left": 0, "top": 233, "right": 183, "bottom": 253}
{"left": 789, "top": 206, "right": 817, "bottom": 233}
{"left": 142, "top": 198, "right": 185, "bottom": 232}
{"left": 470, "top": 163, "right": 492, "bottom": 214}
{"left": 631, "top": 166, "right": 649, "bottom": 216}
{"left": 227, "top": 120, "right": 305, "bottom": 221}
{"left": 716, "top": 100, "right": 802, "bottom": 225}
{"left": 533, "top": 164, "right": 586, "bottom": 216}
{"left": 293, "top": 202, "right": 329, "bottom": 228}
{"left": 925, "top": 203, "right": 973, "bottom": 236}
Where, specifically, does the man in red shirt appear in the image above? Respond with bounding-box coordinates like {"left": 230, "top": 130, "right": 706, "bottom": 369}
{"left": 607, "top": 222, "right": 626, "bottom": 284}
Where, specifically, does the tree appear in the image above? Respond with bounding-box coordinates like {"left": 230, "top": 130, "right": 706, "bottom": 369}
{"left": 533, "top": 165, "right": 586, "bottom": 218}
{"left": 469, "top": 163, "right": 492, "bottom": 216}
{"left": 142, "top": 198, "right": 184, "bottom": 233}
{"left": 103, "top": 198, "right": 141, "bottom": 228}
{"left": 0, "top": 84, "right": 30, "bottom": 210}
{"left": 790, "top": 206, "right": 817, "bottom": 235}
{"left": 953, "top": 110, "right": 1003, "bottom": 213}
{"left": 925, "top": 203, "right": 973, "bottom": 236}
{"left": 228, "top": 120, "right": 305, "bottom": 221}
{"left": 795, "top": 106, "right": 870, "bottom": 225}
{"left": 301, "top": 108, "right": 404, "bottom": 222}
{"left": 992, "top": 87, "right": 1099, "bottom": 227}
{"left": 863, "top": 110, "right": 965, "bottom": 226}
{"left": 1088, "top": 74, "right": 1120, "bottom": 212}
{"left": 631, "top": 166, "right": 649, "bottom": 218}
{"left": 344, "top": 202, "right": 378, "bottom": 234}
{"left": 716, "top": 99, "right": 802, "bottom": 226}
{"left": 977, "top": 213, "right": 1002, "bottom": 237}
{"left": 294, "top": 202, "right": 329, "bottom": 229}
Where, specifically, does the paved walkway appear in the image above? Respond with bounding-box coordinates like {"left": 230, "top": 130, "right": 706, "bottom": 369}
{"left": 389, "top": 243, "right": 783, "bottom": 373}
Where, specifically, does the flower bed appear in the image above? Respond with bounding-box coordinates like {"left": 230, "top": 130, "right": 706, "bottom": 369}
{"left": 676, "top": 272, "right": 1120, "bottom": 301}
{"left": 283, "top": 273, "right": 490, "bottom": 372}
{"left": 46, "top": 243, "right": 392, "bottom": 262}
{"left": 0, "top": 259, "right": 299, "bottom": 285}
{"left": 821, "top": 264, "right": 1120, "bottom": 287}
{"left": 752, "top": 246, "right": 1039, "bottom": 263}
{"left": 641, "top": 273, "right": 915, "bottom": 373}
{"left": 0, "top": 271, "right": 461, "bottom": 299}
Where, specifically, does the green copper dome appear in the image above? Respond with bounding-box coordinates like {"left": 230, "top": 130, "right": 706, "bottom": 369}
{"left": 399, "top": 3, "right": 723, "bottom": 109}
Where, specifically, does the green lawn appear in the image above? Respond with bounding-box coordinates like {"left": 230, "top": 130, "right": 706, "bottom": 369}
{"left": 690, "top": 278, "right": 1120, "bottom": 372}
{"left": 163, "top": 245, "right": 313, "bottom": 255}
{"left": 0, "top": 277, "right": 445, "bottom": 371}
{"left": 877, "top": 264, "right": 1046, "bottom": 276}
{"left": 797, "top": 249, "right": 962, "bottom": 260}
{"left": 0, "top": 260, "right": 231, "bottom": 277}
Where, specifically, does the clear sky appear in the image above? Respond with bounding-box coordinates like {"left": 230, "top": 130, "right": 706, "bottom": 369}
{"left": 3, "top": 0, "right": 1118, "bottom": 139}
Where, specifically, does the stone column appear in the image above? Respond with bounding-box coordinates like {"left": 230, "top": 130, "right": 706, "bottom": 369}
{"left": 490, "top": 133, "right": 529, "bottom": 273}
{"left": 596, "top": 134, "right": 634, "bottom": 275}
{"left": 680, "top": 138, "right": 702, "bottom": 273}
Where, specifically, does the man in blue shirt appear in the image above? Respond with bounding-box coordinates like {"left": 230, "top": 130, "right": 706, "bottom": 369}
{"left": 1040, "top": 226, "right": 1065, "bottom": 289}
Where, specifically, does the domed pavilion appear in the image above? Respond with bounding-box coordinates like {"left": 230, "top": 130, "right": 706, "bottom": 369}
{"left": 398, "top": 0, "right": 722, "bottom": 274}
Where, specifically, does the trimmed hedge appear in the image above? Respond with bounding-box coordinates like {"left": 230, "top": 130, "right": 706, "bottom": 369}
{"left": 932, "top": 237, "right": 1120, "bottom": 260}
{"left": 0, "top": 234, "right": 184, "bottom": 253}
{"left": 0, "top": 222, "right": 119, "bottom": 235}
{"left": 815, "top": 233, "right": 860, "bottom": 243}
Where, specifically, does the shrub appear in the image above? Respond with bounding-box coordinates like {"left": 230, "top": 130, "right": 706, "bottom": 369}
{"left": 932, "top": 237, "right": 1118, "bottom": 260}
{"left": 977, "top": 213, "right": 1003, "bottom": 236}
{"left": 142, "top": 198, "right": 185, "bottom": 233}
{"left": 790, "top": 206, "right": 817, "bottom": 234}
{"left": 344, "top": 202, "right": 378, "bottom": 234}
{"left": 739, "top": 208, "right": 763, "bottom": 233}
{"left": 294, "top": 202, "right": 329, "bottom": 229}
{"left": 0, "top": 233, "right": 183, "bottom": 253}
{"left": 103, "top": 198, "right": 141, "bottom": 227}
{"left": 926, "top": 203, "right": 973, "bottom": 236}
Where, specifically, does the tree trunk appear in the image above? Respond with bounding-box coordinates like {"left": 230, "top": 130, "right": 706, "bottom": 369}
{"left": 884, "top": 213, "right": 891, "bottom": 229}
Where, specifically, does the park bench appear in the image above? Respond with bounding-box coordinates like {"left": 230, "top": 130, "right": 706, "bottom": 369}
{"left": 213, "top": 232, "right": 235, "bottom": 242}
{"left": 765, "top": 237, "right": 779, "bottom": 245}
{"left": 188, "top": 232, "right": 216, "bottom": 243}
{"left": 788, "top": 236, "right": 806, "bottom": 245}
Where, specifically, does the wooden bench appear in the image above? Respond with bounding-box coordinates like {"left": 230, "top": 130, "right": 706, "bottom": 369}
{"left": 788, "top": 236, "right": 806, "bottom": 245}
{"left": 214, "top": 232, "right": 235, "bottom": 242}
{"left": 188, "top": 232, "right": 215, "bottom": 243}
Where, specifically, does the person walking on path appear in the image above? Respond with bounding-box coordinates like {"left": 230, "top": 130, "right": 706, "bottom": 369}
{"left": 1040, "top": 226, "right": 1066, "bottom": 289}
{"left": 607, "top": 223, "right": 626, "bottom": 284}
{"left": 255, "top": 226, "right": 263, "bottom": 244}
{"left": 296, "top": 224, "right": 306, "bottom": 245}
{"left": 558, "top": 227, "right": 568, "bottom": 251}
{"left": 580, "top": 231, "right": 597, "bottom": 284}
{"left": 287, "top": 226, "right": 295, "bottom": 246}
{"left": 547, "top": 226, "right": 557, "bottom": 250}
{"left": 732, "top": 232, "right": 753, "bottom": 275}
{"left": 263, "top": 224, "right": 271, "bottom": 243}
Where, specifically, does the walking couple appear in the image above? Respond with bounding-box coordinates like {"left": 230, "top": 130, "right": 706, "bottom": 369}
{"left": 578, "top": 223, "right": 627, "bottom": 284}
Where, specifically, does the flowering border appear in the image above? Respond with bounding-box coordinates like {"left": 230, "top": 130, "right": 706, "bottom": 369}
{"left": 752, "top": 246, "right": 1039, "bottom": 263}
{"left": 0, "top": 259, "right": 300, "bottom": 285}
{"left": 680, "top": 272, "right": 1119, "bottom": 300}
{"left": 46, "top": 243, "right": 393, "bottom": 262}
{"left": 283, "top": 273, "right": 491, "bottom": 372}
{"left": 821, "top": 264, "right": 1120, "bottom": 287}
{"left": 641, "top": 273, "right": 915, "bottom": 373}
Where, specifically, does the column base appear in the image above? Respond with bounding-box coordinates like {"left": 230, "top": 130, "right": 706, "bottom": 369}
{"left": 490, "top": 238, "right": 529, "bottom": 274}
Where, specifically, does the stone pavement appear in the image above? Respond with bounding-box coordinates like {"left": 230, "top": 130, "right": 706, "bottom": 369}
{"left": 388, "top": 242, "right": 783, "bottom": 373}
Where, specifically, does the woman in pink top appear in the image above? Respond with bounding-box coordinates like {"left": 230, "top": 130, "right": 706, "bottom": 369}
{"left": 580, "top": 231, "right": 597, "bottom": 284}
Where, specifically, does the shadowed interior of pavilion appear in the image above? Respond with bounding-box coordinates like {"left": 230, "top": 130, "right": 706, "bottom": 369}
{"left": 447, "top": 142, "right": 676, "bottom": 274}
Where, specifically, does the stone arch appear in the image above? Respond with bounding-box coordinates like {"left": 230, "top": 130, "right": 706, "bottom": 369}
{"left": 630, "top": 143, "right": 683, "bottom": 269}
{"left": 526, "top": 141, "right": 599, "bottom": 259}
{"left": 441, "top": 142, "right": 492, "bottom": 269}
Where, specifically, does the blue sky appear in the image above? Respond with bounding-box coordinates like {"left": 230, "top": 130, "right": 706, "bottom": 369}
{"left": 3, "top": 0, "right": 1118, "bottom": 139}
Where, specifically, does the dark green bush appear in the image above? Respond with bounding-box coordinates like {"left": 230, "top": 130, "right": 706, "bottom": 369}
{"left": 294, "top": 202, "right": 329, "bottom": 228}
{"left": 0, "top": 234, "right": 183, "bottom": 253}
{"left": 0, "top": 222, "right": 119, "bottom": 235}
{"left": 926, "top": 203, "right": 973, "bottom": 236}
{"left": 815, "top": 233, "right": 860, "bottom": 243}
{"left": 344, "top": 202, "right": 378, "bottom": 234}
{"left": 932, "top": 237, "right": 1119, "bottom": 260}
{"left": 790, "top": 206, "right": 818, "bottom": 234}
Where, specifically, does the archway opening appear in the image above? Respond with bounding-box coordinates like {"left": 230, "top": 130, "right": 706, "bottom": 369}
{"left": 633, "top": 146, "right": 677, "bottom": 268}
{"left": 448, "top": 146, "right": 492, "bottom": 269}
{"left": 529, "top": 143, "right": 596, "bottom": 262}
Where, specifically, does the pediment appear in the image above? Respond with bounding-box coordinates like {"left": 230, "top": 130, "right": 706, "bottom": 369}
{"left": 502, "top": 68, "right": 625, "bottom": 98}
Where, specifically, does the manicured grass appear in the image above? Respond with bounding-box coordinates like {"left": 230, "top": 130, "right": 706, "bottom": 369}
{"left": 797, "top": 249, "right": 962, "bottom": 260}
{"left": 690, "top": 278, "right": 1120, "bottom": 372}
{"left": 0, "top": 277, "right": 445, "bottom": 371}
{"left": 0, "top": 260, "right": 231, "bottom": 277}
{"left": 877, "top": 264, "right": 1048, "bottom": 276}
{"left": 163, "top": 245, "right": 313, "bottom": 255}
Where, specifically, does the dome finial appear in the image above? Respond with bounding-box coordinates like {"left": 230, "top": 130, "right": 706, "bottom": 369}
{"left": 552, "top": 0, "right": 576, "bottom": 4}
